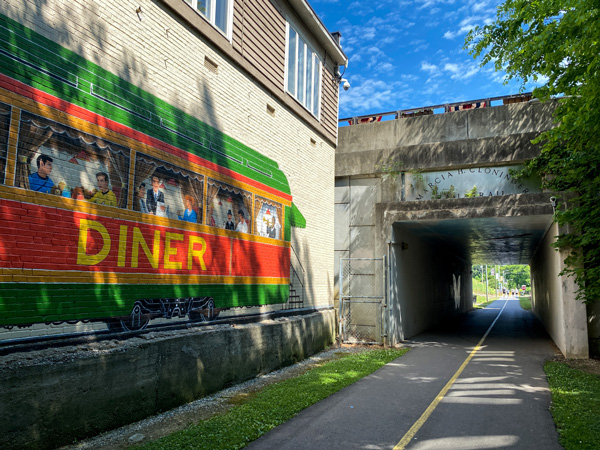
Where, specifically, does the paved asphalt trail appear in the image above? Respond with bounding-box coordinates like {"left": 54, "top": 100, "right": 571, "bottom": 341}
{"left": 246, "top": 298, "right": 563, "bottom": 450}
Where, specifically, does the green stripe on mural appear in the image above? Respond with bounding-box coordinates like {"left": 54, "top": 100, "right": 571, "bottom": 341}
{"left": 0, "top": 14, "right": 291, "bottom": 195}
{"left": 0, "top": 282, "right": 289, "bottom": 326}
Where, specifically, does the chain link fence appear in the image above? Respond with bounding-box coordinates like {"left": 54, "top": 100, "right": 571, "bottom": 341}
{"left": 339, "top": 257, "right": 387, "bottom": 344}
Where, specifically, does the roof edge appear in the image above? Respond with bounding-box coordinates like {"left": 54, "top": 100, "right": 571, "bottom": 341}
{"left": 288, "top": 0, "right": 348, "bottom": 67}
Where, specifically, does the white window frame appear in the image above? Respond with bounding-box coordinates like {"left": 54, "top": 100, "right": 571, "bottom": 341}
{"left": 285, "top": 19, "right": 322, "bottom": 119}
{"left": 184, "top": 0, "right": 234, "bottom": 41}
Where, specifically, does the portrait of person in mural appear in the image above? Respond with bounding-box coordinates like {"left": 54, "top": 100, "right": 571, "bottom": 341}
{"left": 136, "top": 183, "right": 149, "bottom": 214}
{"left": 146, "top": 175, "right": 165, "bottom": 215}
{"left": 206, "top": 178, "right": 252, "bottom": 233}
{"left": 16, "top": 112, "right": 130, "bottom": 207}
{"left": 28, "top": 154, "right": 54, "bottom": 194}
{"left": 133, "top": 153, "right": 204, "bottom": 223}
{"left": 87, "top": 172, "right": 117, "bottom": 207}
{"left": 178, "top": 195, "right": 197, "bottom": 223}
{"left": 255, "top": 197, "right": 282, "bottom": 240}
{"left": 236, "top": 209, "right": 249, "bottom": 233}
{"left": 224, "top": 209, "right": 235, "bottom": 230}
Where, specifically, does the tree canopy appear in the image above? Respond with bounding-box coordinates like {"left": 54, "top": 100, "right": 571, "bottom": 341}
{"left": 465, "top": 0, "right": 600, "bottom": 303}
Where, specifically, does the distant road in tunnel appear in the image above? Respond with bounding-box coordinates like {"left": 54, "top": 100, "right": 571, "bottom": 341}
{"left": 247, "top": 298, "right": 563, "bottom": 450}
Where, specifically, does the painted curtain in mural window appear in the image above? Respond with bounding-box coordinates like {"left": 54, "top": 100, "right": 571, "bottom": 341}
{"left": 15, "top": 111, "right": 130, "bottom": 207}
{"left": 0, "top": 102, "right": 11, "bottom": 185}
{"left": 133, "top": 153, "right": 204, "bottom": 223}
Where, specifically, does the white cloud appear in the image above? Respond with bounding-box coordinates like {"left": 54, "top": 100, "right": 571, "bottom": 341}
{"left": 443, "top": 23, "right": 478, "bottom": 40}
{"left": 416, "top": 0, "right": 457, "bottom": 11}
{"left": 375, "top": 62, "right": 395, "bottom": 74}
{"left": 421, "top": 62, "right": 439, "bottom": 73}
{"left": 444, "top": 63, "right": 460, "bottom": 74}
{"left": 443, "top": 61, "right": 480, "bottom": 79}
{"left": 339, "top": 78, "right": 410, "bottom": 115}
{"left": 408, "top": 39, "right": 429, "bottom": 53}
{"left": 401, "top": 73, "right": 419, "bottom": 82}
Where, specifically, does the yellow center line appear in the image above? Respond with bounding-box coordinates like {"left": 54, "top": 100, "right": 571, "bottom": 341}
{"left": 393, "top": 300, "right": 508, "bottom": 450}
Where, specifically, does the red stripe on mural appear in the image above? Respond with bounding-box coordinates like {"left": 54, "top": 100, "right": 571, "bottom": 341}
{"left": 0, "top": 74, "right": 292, "bottom": 202}
{"left": 0, "top": 200, "right": 289, "bottom": 277}
{"left": 232, "top": 238, "right": 291, "bottom": 278}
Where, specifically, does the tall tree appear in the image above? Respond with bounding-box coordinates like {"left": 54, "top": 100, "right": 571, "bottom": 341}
{"left": 465, "top": 1, "right": 600, "bottom": 303}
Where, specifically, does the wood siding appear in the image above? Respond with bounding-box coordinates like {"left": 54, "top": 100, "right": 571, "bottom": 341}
{"left": 232, "top": 0, "right": 339, "bottom": 143}
{"left": 320, "top": 63, "right": 339, "bottom": 139}
{"left": 162, "top": 0, "right": 340, "bottom": 144}
{"left": 233, "top": 0, "right": 286, "bottom": 89}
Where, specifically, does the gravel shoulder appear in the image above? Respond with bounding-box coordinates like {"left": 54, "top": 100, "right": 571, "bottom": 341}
{"left": 60, "top": 344, "right": 373, "bottom": 450}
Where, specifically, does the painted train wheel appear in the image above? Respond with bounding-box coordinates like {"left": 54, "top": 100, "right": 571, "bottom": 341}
{"left": 189, "top": 298, "right": 219, "bottom": 322}
{"left": 106, "top": 302, "right": 150, "bottom": 332}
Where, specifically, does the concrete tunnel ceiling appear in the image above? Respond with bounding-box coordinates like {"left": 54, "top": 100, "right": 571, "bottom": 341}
{"left": 394, "top": 214, "right": 554, "bottom": 266}
{"left": 384, "top": 193, "right": 557, "bottom": 266}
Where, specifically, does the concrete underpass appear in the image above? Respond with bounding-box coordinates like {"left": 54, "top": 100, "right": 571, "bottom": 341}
{"left": 335, "top": 98, "right": 596, "bottom": 358}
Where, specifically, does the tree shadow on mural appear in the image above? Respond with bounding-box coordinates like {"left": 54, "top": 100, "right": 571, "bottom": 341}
{"left": 0, "top": 4, "right": 298, "bottom": 340}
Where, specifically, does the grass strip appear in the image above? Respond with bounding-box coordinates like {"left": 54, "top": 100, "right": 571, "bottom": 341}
{"left": 138, "top": 348, "right": 408, "bottom": 450}
{"left": 544, "top": 361, "right": 600, "bottom": 450}
{"left": 518, "top": 296, "right": 531, "bottom": 310}
{"left": 473, "top": 297, "right": 499, "bottom": 308}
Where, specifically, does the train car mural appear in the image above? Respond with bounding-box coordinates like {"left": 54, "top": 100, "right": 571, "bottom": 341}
{"left": 0, "top": 14, "right": 306, "bottom": 333}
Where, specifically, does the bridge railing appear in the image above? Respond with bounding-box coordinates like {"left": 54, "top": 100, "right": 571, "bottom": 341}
{"left": 339, "top": 92, "right": 533, "bottom": 126}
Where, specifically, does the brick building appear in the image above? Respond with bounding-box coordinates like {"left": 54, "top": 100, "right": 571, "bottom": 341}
{"left": 0, "top": 0, "right": 347, "bottom": 338}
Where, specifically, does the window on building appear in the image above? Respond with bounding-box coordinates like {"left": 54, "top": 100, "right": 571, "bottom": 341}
{"left": 286, "top": 22, "right": 322, "bottom": 118}
{"left": 184, "top": 0, "right": 233, "bottom": 39}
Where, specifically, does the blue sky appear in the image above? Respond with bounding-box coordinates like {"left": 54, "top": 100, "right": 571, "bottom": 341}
{"left": 311, "top": 0, "right": 542, "bottom": 119}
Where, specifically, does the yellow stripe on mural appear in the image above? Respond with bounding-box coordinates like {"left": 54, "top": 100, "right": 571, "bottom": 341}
{"left": 0, "top": 186, "right": 291, "bottom": 247}
{"left": 1, "top": 268, "right": 289, "bottom": 285}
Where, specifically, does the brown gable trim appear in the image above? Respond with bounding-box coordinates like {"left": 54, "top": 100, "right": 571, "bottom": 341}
{"left": 160, "top": 0, "right": 337, "bottom": 146}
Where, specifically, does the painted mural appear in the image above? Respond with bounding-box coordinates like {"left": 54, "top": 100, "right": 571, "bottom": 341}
{"left": 0, "top": 14, "right": 306, "bottom": 336}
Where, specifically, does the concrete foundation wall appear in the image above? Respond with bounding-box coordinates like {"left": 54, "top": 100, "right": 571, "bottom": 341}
{"left": 530, "top": 223, "right": 588, "bottom": 358}
{"left": 0, "top": 310, "right": 336, "bottom": 450}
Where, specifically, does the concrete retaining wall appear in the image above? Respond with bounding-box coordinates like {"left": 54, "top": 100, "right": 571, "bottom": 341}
{"left": 0, "top": 310, "right": 336, "bottom": 450}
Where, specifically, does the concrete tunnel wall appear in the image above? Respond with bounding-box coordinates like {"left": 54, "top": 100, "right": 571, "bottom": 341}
{"left": 530, "top": 223, "right": 589, "bottom": 358}
{"left": 385, "top": 222, "right": 473, "bottom": 344}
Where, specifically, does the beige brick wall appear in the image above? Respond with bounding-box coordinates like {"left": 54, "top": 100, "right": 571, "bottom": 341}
{"left": 2, "top": 0, "right": 336, "bottom": 308}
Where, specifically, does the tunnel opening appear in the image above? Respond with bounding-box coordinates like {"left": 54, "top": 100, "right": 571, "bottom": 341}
{"left": 383, "top": 194, "right": 556, "bottom": 344}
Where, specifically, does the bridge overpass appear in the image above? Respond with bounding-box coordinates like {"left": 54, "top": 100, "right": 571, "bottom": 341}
{"left": 335, "top": 96, "right": 596, "bottom": 359}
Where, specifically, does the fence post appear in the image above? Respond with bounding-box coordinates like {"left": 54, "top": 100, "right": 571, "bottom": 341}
{"left": 338, "top": 258, "right": 344, "bottom": 343}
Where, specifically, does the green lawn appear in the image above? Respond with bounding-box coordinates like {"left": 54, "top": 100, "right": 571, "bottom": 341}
{"left": 473, "top": 296, "right": 499, "bottom": 308}
{"left": 545, "top": 361, "right": 600, "bottom": 450}
{"left": 518, "top": 296, "right": 531, "bottom": 310}
{"left": 137, "top": 348, "right": 409, "bottom": 450}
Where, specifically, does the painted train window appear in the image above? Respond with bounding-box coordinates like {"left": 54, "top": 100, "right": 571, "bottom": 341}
{"left": 133, "top": 153, "right": 204, "bottom": 223}
{"left": 0, "top": 102, "right": 11, "bottom": 184}
{"left": 206, "top": 178, "right": 253, "bottom": 233}
{"left": 15, "top": 111, "right": 130, "bottom": 206}
{"left": 254, "top": 196, "right": 283, "bottom": 239}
